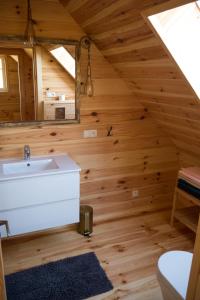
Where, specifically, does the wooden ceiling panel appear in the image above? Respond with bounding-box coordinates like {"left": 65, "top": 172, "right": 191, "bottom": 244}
{"left": 63, "top": 0, "right": 117, "bottom": 24}
{"left": 117, "top": 63, "right": 182, "bottom": 80}
{"left": 105, "top": 45, "right": 168, "bottom": 64}
{"left": 128, "top": 78, "right": 193, "bottom": 96}
{"left": 93, "top": 24, "right": 153, "bottom": 51}
{"left": 60, "top": 0, "right": 200, "bottom": 167}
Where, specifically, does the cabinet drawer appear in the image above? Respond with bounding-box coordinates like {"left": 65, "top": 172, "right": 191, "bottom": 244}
{"left": 0, "top": 172, "right": 80, "bottom": 211}
{"left": 0, "top": 198, "right": 80, "bottom": 237}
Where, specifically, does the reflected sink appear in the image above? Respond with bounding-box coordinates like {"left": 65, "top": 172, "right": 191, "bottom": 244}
{"left": 3, "top": 158, "right": 59, "bottom": 175}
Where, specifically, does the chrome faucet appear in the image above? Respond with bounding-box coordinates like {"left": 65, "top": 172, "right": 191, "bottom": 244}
{"left": 24, "top": 145, "right": 31, "bottom": 161}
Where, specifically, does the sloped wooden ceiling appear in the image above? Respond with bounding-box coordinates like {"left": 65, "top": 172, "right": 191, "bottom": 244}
{"left": 61, "top": 0, "right": 200, "bottom": 167}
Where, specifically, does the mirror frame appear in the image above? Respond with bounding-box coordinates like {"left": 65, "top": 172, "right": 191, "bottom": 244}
{"left": 0, "top": 36, "right": 80, "bottom": 127}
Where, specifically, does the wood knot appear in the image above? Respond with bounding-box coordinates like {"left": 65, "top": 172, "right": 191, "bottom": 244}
{"left": 118, "top": 180, "right": 125, "bottom": 184}
{"left": 91, "top": 112, "right": 98, "bottom": 116}
{"left": 114, "top": 244, "right": 125, "bottom": 252}
{"left": 50, "top": 132, "right": 57, "bottom": 136}
{"left": 117, "top": 38, "right": 124, "bottom": 43}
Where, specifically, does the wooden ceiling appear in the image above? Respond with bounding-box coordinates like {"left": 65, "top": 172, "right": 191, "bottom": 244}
{"left": 61, "top": 0, "right": 200, "bottom": 167}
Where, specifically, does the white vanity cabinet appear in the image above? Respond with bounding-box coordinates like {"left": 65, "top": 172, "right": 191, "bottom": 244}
{"left": 0, "top": 155, "right": 80, "bottom": 237}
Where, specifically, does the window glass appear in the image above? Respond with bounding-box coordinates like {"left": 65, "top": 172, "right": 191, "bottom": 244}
{"left": 0, "top": 56, "right": 7, "bottom": 91}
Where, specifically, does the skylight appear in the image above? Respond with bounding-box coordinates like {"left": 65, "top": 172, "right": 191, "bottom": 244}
{"left": 50, "top": 46, "right": 75, "bottom": 79}
{"left": 148, "top": 1, "right": 200, "bottom": 98}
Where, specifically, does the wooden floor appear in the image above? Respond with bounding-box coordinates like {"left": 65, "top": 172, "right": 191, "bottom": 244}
{"left": 2, "top": 210, "right": 194, "bottom": 300}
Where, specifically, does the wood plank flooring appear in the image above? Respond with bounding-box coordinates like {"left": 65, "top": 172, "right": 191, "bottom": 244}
{"left": 2, "top": 210, "right": 194, "bottom": 299}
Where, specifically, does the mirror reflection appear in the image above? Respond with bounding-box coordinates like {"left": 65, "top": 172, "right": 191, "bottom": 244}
{"left": 40, "top": 44, "right": 76, "bottom": 122}
{"left": 0, "top": 43, "right": 77, "bottom": 124}
{"left": 0, "top": 48, "right": 34, "bottom": 122}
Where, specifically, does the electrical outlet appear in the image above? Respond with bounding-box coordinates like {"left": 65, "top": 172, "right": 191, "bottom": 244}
{"left": 83, "top": 130, "right": 97, "bottom": 138}
{"left": 46, "top": 91, "right": 56, "bottom": 97}
{"left": 132, "top": 190, "right": 139, "bottom": 198}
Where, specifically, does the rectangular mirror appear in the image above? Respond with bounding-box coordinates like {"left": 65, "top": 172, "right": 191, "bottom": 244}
{"left": 0, "top": 38, "right": 80, "bottom": 126}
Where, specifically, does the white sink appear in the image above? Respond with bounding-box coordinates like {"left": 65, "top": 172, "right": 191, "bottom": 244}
{"left": 0, "top": 154, "right": 81, "bottom": 181}
{"left": 0, "top": 154, "right": 81, "bottom": 237}
{"left": 3, "top": 158, "right": 59, "bottom": 175}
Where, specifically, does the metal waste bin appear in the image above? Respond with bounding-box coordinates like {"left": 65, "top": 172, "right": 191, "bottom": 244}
{"left": 78, "top": 205, "right": 93, "bottom": 236}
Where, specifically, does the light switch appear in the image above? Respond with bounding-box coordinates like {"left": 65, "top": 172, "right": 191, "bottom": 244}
{"left": 83, "top": 130, "right": 97, "bottom": 138}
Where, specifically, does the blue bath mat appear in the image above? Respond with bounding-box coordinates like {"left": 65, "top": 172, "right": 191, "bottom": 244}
{"left": 5, "top": 252, "right": 113, "bottom": 300}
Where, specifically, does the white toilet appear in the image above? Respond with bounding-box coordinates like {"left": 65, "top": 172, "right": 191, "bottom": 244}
{"left": 157, "top": 250, "right": 193, "bottom": 300}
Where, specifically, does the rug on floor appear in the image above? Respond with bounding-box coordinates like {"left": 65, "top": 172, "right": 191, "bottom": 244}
{"left": 5, "top": 252, "right": 113, "bottom": 300}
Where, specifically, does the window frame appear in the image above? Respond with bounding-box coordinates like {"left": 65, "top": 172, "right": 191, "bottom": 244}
{"left": 0, "top": 55, "right": 8, "bottom": 92}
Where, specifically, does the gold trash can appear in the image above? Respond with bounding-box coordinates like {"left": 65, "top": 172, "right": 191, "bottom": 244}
{"left": 78, "top": 205, "right": 93, "bottom": 236}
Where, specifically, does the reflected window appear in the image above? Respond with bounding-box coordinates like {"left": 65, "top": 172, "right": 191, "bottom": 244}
{"left": 0, "top": 56, "right": 8, "bottom": 92}
{"left": 50, "top": 46, "right": 75, "bottom": 78}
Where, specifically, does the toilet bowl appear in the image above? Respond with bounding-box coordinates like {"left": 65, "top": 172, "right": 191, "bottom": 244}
{"left": 157, "top": 250, "right": 193, "bottom": 300}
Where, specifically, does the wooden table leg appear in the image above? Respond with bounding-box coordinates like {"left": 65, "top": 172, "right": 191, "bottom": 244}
{"left": 170, "top": 189, "right": 177, "bottom": 227}
{"left": 0, "top": 239, "right": 7, "bottom": 300}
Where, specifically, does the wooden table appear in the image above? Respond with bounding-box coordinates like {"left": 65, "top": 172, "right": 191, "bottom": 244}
{"left": 171, "top": 187, "right": 200, "bottom": 233}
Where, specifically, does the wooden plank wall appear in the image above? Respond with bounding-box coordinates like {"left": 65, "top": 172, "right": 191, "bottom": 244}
{"left": 0, "top": 0, "right": 179, "bottom": 224}
{"left": 0, "top": 55, "right": 20, "bottom": 121}
{"left": 62, "top": 0, "right": 200, "bottom": 170}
